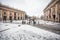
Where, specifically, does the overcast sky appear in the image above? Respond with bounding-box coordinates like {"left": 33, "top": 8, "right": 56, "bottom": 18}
{"left": 0, "top": 0, "right": 51, "bottom": 17}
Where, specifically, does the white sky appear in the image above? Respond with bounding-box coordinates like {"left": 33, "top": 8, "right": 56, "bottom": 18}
{"left": 0, "top": 0, "right": 51, "bottom": 17}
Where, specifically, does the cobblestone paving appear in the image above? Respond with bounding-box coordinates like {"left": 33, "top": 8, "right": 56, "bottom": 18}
{"left": 0, "top": 30, "right": 60, "bottom": 40}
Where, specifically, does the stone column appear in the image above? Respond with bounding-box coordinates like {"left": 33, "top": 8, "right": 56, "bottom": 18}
{"left": 23, "top": 13, "right": 25, "bottom": 20}
{"left": 12, "top": 12, "right": 14, "bottom": 20}
{"left": 7, "top": 11, "right": 10, "bottom": 20}
{"left": 55, "top": 4, "right": 59, "bottom": 22}
{"left": 16, "top": 13, "right": 18, "bottom": 20}
{"left": 19, "top": 13, "right": 21, "bottom": 20}
{"left": 51, "top": 8, "right": 53, "bottom": 21}
{"left": 45, "top": 12, "right": 47, "bottom": 20}
{"left": 0, "top": 10, "right": 2, "bottom": 21}
{"left": 48, "top": 10, "right": 51, "bottom": 21}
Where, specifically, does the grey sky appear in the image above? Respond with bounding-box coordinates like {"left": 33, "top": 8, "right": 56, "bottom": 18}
{"left": 0, "top": 0, "right": 51, "bottom": 17}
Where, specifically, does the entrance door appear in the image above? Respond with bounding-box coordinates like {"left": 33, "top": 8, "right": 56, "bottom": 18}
{"left": 53, "top": 15, "right": 55, "bottom": 22}
{"left": 9, "top": 16, "right": 12, "bottom": 20}
{"left": 3, "top": 16, "right": 7, "bottom": 21}
{"left": 59, "top": 14, "right": 60, "bottom": 22}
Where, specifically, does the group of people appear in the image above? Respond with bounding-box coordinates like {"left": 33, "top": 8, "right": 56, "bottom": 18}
{"left": 22, "top": 19, "right": 36, "bottom": 25}
{"left": 2, "top": 18, "right": 37, "bottom": 25}
{"left": 3, "top": 19, "right": 13, "bottom": 23}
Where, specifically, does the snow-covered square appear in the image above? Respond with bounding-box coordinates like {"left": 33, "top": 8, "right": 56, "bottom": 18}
{"left": 0, "top": 20, "right": 60, "bottom": 40}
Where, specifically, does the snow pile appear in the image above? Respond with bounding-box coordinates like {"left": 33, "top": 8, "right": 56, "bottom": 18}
{"left": 0, "top": 22, "right": 60, "bottom": 40}
{"left": 13, "top": 20, "right": 22, "bottom": 24}
{"left": 0, "top": 23, "right": 21, "bottom": 31}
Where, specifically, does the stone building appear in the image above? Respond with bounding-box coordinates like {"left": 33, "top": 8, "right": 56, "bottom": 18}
{"left": 0, "top": 3, "right": 26, "bottom": 21}
{"left": 43, "top": 0, "right": 60, "bottom": 22}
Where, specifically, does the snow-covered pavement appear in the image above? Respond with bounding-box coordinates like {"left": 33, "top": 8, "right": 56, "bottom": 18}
{"left": 0, "top": 22, "right": 60, "bottom": 40}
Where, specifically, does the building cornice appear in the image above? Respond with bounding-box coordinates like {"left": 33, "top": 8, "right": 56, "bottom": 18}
{"left": 0, "top": 3, "right": 25, "bottom": 13}
{"left": 44, "top": 0, "right": 59, "bottom": 12}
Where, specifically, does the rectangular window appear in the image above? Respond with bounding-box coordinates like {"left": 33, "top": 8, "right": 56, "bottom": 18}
{"left": 18, "top": 17, "right": 19, "bottom": 20}
{"left": 14, "top": 12, "right": 16, "bottom": 15}
{"left": 14, "top": 17, "right": 16, "bottom": 20}
{"left": 21, "top": 17, "right": 22, "bottom": 20}
{"left": 10, "top": 12, "right": 12, "bottom": 15}
{"left": 52, "top": 8, "right": 55, "bottom": 13}
{"left": 59, "top": 4, "right": 60, "bottom": 10}
{"left": 4, "top": 12, "right": 6, "bottom": 15}
{"left": 14, "top": 12, "right": 16, "bottom": 20}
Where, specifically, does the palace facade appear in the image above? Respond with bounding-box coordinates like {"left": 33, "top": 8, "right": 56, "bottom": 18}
{"left": 44, "top": 0, "right": 60, "bottom": 22}
{"left": 0, "top": 3, "right": 26, "bottom": 21}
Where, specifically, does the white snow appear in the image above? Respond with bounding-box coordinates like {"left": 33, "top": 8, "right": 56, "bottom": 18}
{"left": 0, "top": 22, "right": 21, "bottom": 31}
{"left": 0, "top": 21, "right": 60, "bottom": 40}
{"left": 36, "top": 20, "right": 60, "bottom": 25}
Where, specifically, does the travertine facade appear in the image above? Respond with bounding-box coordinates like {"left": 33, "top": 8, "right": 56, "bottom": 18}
{"left": 0, "top": 4, "right": 26, "bottom": 21}
{"left": 44, "top": 0, "right": 60, "bottom": 22}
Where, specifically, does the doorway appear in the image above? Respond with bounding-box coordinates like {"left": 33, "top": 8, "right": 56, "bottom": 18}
{"left": 9, "top": 16, "right": 12, "bottom": 20}
{"left": 3, "top": 16, "right": 7, "bottom": 21}
{"left": 53, "top": 15, "right": 55, "bottom": 22}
